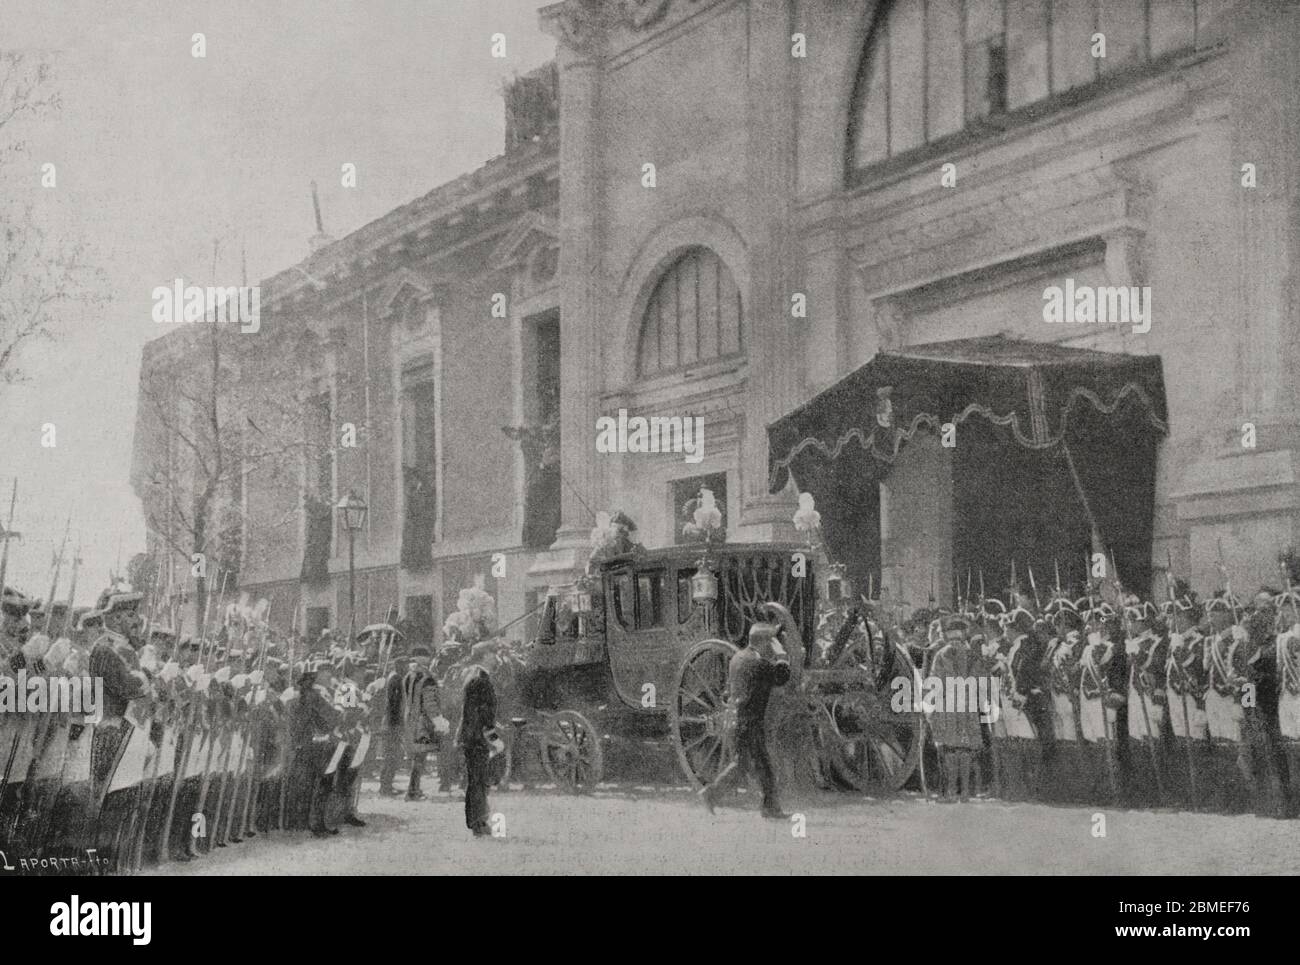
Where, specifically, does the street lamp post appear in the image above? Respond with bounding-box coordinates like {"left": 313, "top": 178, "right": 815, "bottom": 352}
{"left": 337, "top": 491, "right": 368, "bottom": 646}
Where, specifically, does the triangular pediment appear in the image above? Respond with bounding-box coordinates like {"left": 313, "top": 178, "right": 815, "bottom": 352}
{"left": 489, "top": 211, "right": 560, "bottom": 271}
{"left": 375, "top": 268, "right": 434, "bottom": 318}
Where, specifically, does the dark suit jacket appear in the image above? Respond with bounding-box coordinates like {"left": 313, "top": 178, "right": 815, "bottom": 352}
{"left": 458, "top": 671, "right": 496, "bottom": 750}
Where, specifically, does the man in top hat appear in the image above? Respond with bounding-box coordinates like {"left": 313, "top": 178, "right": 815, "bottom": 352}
{"left": 456, "top": 660, "right": 498, "bottom": 837}
{"left": 378, "top": 653, "right": 409, "bottom": 796}
{"left": 291, "top": 658, "right": 341, "bottom": 836}
{"left": 699, "top": 621, "right": 791, "bottom": 820}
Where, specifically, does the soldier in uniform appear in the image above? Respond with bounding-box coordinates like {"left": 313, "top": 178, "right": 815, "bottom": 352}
{"left": 1202, "top": 592, "right": 1252, "bottom": 812}
{"left": 1164, "top": 589, "right": 1209, "bottom": 810}
{"left": 1239, "top": 595, "right": 1290, "bottom": 817}
{"left": 699, "top": 622, "right": 792, "bottom": 819}
{"left": 929, "top": 615, "right": 983, "bottom": 800}
{"left": 1275, "top": 585, "right": 1300, "bottom": 813}
{"left": 1125, "top": 598, "right": 1170, "bottom": 807}
{"left": 328, "top": 660, "right": 368, "bottom": 828}
{"left": 86, "top": 590, "right": 150, "bottom": 865}
{"left": 0, "top": 588, "right": 34, "bottom": 845}
{"left": 990, "top": 605, "right": 1049, "bottom": 801}
{"left": 1078, "top": 603, "right": 1126, "bottom": 805}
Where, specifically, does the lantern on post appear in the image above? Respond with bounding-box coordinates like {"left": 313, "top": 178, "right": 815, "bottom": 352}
{"left": 336, "top": 491, "right": 368, "bottom": 644}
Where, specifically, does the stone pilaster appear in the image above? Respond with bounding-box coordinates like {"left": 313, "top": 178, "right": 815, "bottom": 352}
{"left": 1230, "top": 0, "right": 1300, "bottom": 430}
{"left": 544, "top": 3, "right": 609, "bottom": 554}
{"left": 739, "top": 0, "right": 801, "bottom": 541}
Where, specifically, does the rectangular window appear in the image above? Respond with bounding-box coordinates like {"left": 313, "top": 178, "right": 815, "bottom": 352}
{"left": 889, "top": 0, "right": 926, "bottom": 152}
{"left": 677, "top": 568, "right": 696, "bottom": 624}
{"left": 1196, "top": 0, "right": 1230, "bottom": 49}
{"left": 305, "top": 606, "right": 331, "bottom": 643}
{"left": 1051, "top": 0, "right": 1098, "bottom": 93}
{"left": 523, "top": 311, "right": 561, "bottom": 550}
{"left": 400, "top": 371, "right": 438, "bottom": 569}
{"left": 964, "top": 0, "right": 1009, "bottom": 120}
{"left": 524, "top": 588, "right": 543, "bottom": 643}
{"left": 610, "top": 569, "right": 634, "bottom": 630}
{"left": 404, "top": 594, "right": 433, "bottom": 642}
{"left": 1006, "top": 0, "right": 1049, "bottom": 110}
{"left": 855, "top": 25, "right": 890, "bottom": 165}
{"left": 636, "top": 571, "right": 665, "bottom": 629}
{"left": 1149, "top": 0, "right": 1194, "bottom": 56}
{"left": 1098, "top": 0, "right": 1147, "bottom": 74}
{"left": 926, "top": 0, "right": 965, "bottom": 140}
{"left": 308, "top": 390, "right": 333, "bottom": 502}
{"left": 672, "top": 472, "right": 728, "bottom": 546}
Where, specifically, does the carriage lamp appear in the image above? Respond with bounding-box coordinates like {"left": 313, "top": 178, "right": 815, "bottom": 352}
{"left": 691, "top": 566, "right": 719, "bottom": 604}
{"left": 567, "top": 587, "right": 593, "bottom": 617}
{"left": 825, "top": 562, "right": 849, "bottom": 603}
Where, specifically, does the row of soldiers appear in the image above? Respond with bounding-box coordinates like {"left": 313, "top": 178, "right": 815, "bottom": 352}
{"left": 879, "top": 570, "right": 1300, "bottom": 816}
{"left": 0, "top": 584, "right": 386, "bottom": 873}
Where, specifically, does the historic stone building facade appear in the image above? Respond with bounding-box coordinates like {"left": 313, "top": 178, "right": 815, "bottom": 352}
{"left": 133, "top": 66, "right": 563, "bottom": 641}
{"left": 540, "top": 0, "right": 1299, "bottom": 599}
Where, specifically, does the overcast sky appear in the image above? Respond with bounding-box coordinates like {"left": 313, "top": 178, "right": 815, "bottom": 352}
{"left": 0, "top": 0, "right": 554, "bottom": 606}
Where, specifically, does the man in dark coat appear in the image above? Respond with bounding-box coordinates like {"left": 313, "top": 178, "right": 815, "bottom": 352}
{"left": 378, "top": 655, "right": 409, "bottom": 796}
{"left": 292, "top": 661, "right": 341, "bottom": 837}
{"left": 700, "top": 622, "right": 791, "bottom": 819}
{"left": 457, "top": 665, "right": 497, "bottom": 837}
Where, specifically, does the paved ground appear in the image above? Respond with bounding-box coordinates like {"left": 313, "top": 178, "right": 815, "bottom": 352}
{"left": 156, "top": 781, "right": 1297, "bottom": 875}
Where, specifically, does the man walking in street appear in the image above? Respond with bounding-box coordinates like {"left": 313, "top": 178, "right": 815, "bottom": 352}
{"left": 700, "top": 621, "right": 791, "bottom": 819}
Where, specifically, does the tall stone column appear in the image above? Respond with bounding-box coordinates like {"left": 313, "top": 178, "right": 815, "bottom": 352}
{"left": 1230, "top": 0, "right": 1299, "bottom": 431}
{"left": 544, "top": 4, "right": 608, "bottom": 552}
{"left": 739, "top": 0, "right": 802, "bottom": 541}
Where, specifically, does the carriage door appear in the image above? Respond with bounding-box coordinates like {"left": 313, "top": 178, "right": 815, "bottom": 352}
{"left": 605, "top": 565, "right": 675, "bottom": 711}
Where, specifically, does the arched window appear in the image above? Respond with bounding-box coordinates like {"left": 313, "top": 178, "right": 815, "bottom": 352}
{"left": 848, "top": 0, "right": 1203, "bottom": 176}
{"left": 637, "top": 247, "right": 743, "bottom": 378}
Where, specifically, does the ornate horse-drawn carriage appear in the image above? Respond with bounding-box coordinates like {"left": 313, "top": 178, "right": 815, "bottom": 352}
{"left": 506, "top": 542, "right": 922, "bottom": 793}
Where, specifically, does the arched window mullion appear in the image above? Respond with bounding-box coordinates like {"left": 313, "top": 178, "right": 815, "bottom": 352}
{"left": 636, "top": 247, "right": 745, "bottom": 379}
{"left": 848, "top": 0, "right": 1200, "bottom": 180}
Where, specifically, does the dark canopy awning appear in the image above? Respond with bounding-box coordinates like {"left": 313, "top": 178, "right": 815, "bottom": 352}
{"left": 769, "top": 335, "right": 1166, "bottom": 490}
{"left": 766, "top": 335, "right": 1168, "bottom": 594}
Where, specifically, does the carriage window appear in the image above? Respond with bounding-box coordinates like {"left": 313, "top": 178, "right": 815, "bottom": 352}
{"left": 636, "top": 571, "right": 665, "bottom": 629}
{"left": 677, "top": 569, "right": 695, "bottom": 624}
{"left": 538, "top": 596, "right": 557, "bottom": 645}
{"left": 610, "top": 570, "right": 634, "bottom": 629}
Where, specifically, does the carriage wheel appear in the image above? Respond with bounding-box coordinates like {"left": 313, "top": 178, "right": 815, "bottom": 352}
{"left": 670, "top": 639, "right": 739, "bottom": 788}
{"left": 540, "top": 710, "right": 603, "bottom": 792}
{"left": 817, "top": 641, "right": 922, "bottom": 794}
